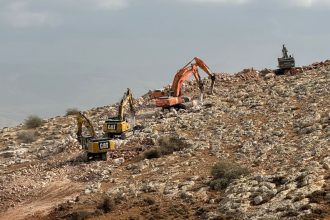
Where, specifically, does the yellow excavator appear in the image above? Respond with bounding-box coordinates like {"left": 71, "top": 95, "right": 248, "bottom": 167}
{"left": 103, "top": 88, "right": 135, "bottom": 139}
{"left": 75, "top": 111, "right": 116, "bottom": 161}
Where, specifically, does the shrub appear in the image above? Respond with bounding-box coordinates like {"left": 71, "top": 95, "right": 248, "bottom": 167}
{"left": 17, "top": 130, "right": 37, "bottom": 143}
{"left": 143, "top": 197, "right": 156, "bottom": 206}
{"left": 127, "top": 216, "right": 140, "bottom": 220}
{"left": 209, "top": 178, "right": 230, "bottom": 191}
{"left": 66, "top": 108, "right": 80, "bottom": 116}
{"left": 144, "top": 136, "right": 189, "bottom": 159}
{"left": 143, "top": 136, "right": 189, "bottom": 160}
{"left": 144, "top": 148, "right": 161, "bottom": 159}
{"left": 24, "top": 115, "right": 43, "bottom": 129}
{"left": 71, "top": 210, "right": 91, "bottom": 220}
{"left": 158, "top": 136, "right": 189, "bottom": 155}
{"left": 210, "top": 161, "right": 250, "bottom": 190}
{"left": 98, "top": 197, "right": 115, "bottom": 213}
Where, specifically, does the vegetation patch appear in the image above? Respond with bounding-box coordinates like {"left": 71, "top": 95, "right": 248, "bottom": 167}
{"left": 66, "top": 108, "right": 80, "bottom": 116}
{"left": 24, "top": 115, "right": 43, "bottom": 129}
{"left": 210, "top": 161, "right": 250, "bottom": 190}
{"left": 144, "top": 148, "right": 161, "bottom": 159}
{"left": 70, "top": 210, "right": 92, "bottom": 220}
{"left": 295, "top": 173, "right": 307, "bottom": 188}
{"left": 98, "top": 197, "right": 115, "bottom": 213}
{"left": 307, "top": 190, "right": 328, "bottom": 203}
{"left": 143, "top": 136, "right": 190, "bottom": 159}
{"left": 17, "top": 130, "right": 37, "bottom": 143}
{"left": 158, "top": 136, "right": 189, "bottom": 155}
{"left": 143, "top": 197, "right": 156, "bottom": 206}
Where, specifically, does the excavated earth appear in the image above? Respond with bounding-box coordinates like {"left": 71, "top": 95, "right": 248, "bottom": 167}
{"left": 0, "top": 60, "right": 329, "bottom": 220}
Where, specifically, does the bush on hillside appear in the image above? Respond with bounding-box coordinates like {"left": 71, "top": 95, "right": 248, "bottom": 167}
{"left": 98, "top": 197, "right": 115, "bottom": 213}
{"left": 70, "top": 210, "right": 91, "bottom": 220}
{"left": 143, "top": 136, "right": 190, "bottom": 160}
{"left": 17, "top": 130, "right": 37, "bottom": 143}
{"left": 24, "top": 115, "right": 43, "bottom": 129}
{"left": 66, "top": 108, "right": 80, "bottom": 116}
{"left": 210, "top": 161, "right": 250, "bottom": 190}
{"left": 158, "top": 136, "right": 189, "bottom": 155}
{"left": 144, "top": 148, "right": 161, "bottom": 159}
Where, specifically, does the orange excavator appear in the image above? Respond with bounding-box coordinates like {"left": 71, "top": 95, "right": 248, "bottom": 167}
{"left": 150, "top": 57, "right": 216, "bottom": 108}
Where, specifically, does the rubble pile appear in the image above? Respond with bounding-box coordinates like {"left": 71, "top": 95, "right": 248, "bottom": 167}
{"left": 0, "top": 60, "right": 329, "bottom": 220}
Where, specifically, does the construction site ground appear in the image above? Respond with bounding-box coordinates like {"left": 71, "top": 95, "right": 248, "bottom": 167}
{"left": 0, "top": 60, "right": 330, "bottom": 220}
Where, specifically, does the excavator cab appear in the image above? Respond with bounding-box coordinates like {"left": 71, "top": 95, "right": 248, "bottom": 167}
{"left": 155, "top": 96, "right": 190, "bottom": 108}
{"left": 150, "top": 90, "right": 167, "bottom": 99}
{"left": 84, "top": 137, "right": 116, "bottom": 160}
{"left": 277, "top": 44, "right": 295, "bottom": 74}
{"left": 103, "top": 117, "right": 130, "bottom": 139}
{"left": 77, "top": 135, "right": 93, "bottom": 148}
{"left": 78, "top": 135, "right": 115, "bottom": 152}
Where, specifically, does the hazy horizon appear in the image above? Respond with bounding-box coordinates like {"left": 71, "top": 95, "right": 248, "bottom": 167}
{"left": 1, "top": 0, "right": 329, "bottom": 128}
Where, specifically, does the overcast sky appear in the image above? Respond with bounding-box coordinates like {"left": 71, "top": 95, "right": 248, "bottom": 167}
{"left": 0, "top": 0, "right": 329, "bottom": 127}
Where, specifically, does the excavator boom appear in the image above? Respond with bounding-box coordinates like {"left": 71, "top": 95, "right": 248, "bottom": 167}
{"left": 75, "top": 112, "right": 96, "bottom": 138}
{"left": 193, "top": 57, "right": 215, "bottom": 94}
{"left": 118, "top": 88, "right": 135, "bottom": 121}
{"left": 171, "top": 64, "right": 202, "bottom": 97}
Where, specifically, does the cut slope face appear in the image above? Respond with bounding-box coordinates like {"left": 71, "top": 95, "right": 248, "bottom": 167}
{"left": 0, "top": 60, "right": 329, "bottom": 220}
{"left": 0, "top": 180, "right": 82, "bottom": 220}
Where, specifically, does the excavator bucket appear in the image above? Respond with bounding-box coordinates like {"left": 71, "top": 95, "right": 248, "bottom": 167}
{"left": 210, "top": 75, "right": 216, "bottom": 94}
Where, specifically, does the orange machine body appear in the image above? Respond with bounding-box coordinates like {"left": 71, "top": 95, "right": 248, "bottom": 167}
{"left": 151, "top": 57, "right": 215, "bottom": 108}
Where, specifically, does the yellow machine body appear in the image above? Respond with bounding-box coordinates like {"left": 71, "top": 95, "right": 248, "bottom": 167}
{"left": 80, "top": 136, "right": 116, "bottom": 154}
{"left": 103, "top": 118, "right": 130, "bottom": 137}
{"left": 103, "top": 88, "right": 135, "bottom": 138}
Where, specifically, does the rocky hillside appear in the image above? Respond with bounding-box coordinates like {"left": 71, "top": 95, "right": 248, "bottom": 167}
{"left": 0, "top": 60, "right": 329, "bottom": 220}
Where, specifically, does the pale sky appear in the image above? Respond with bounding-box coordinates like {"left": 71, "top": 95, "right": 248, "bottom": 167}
{"left": 0, "top": 0, "right": 329, "bottom": 127}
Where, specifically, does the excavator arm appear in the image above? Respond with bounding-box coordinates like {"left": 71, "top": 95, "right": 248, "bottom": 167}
{"left": 118, "top": 88, "right": 135, "bottom": 121}
{"left": 75, "top": 112, "right": 96, "bottom": 139}
{"left": 171, "top": 57, "right": 215, "bottom": 97}
{"left": 193, "top": 57, "right": 216, "bottom": 94}
{"left": 172, "top": 64, "right": 203, "bottom": 97}
{"left": 150, "top": 57, "right": 215, "bottom": 101}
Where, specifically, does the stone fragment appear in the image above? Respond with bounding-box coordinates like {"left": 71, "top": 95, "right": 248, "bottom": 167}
{"left": 253, "top": 195, "right": 263, "bottom": 205}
